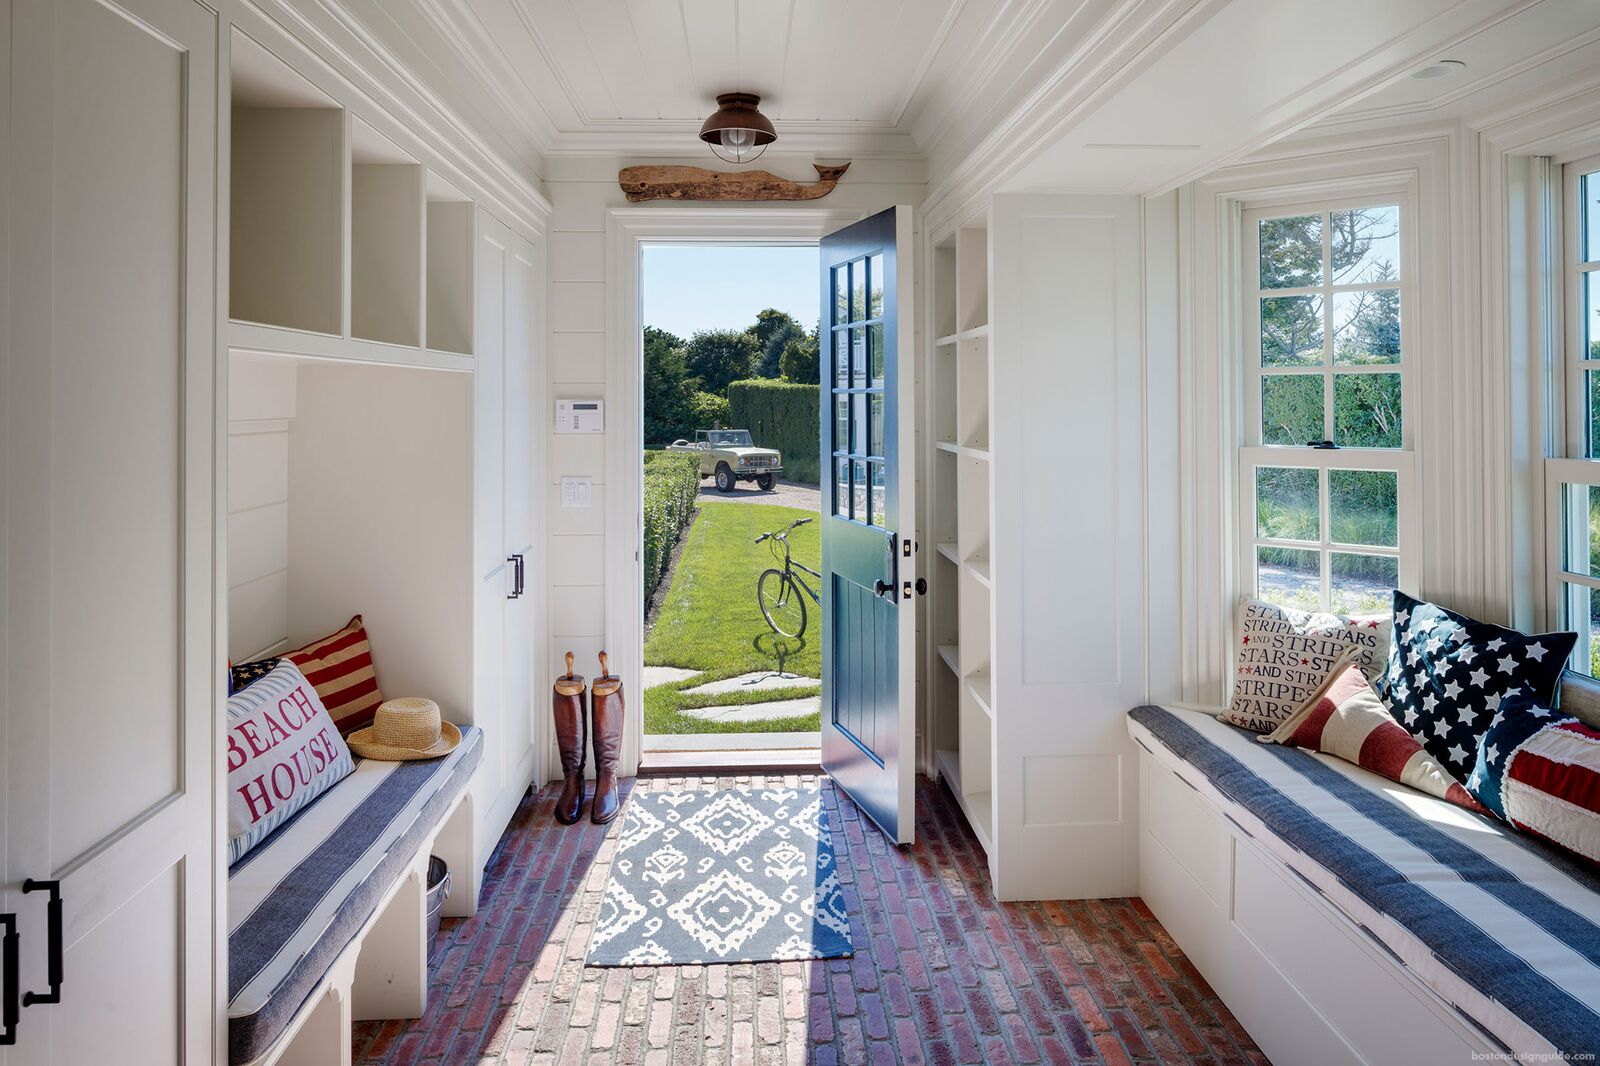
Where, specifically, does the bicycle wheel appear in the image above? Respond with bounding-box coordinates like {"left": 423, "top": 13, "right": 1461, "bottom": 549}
{"left": 758, "top": 568, "right": 808, "bottom": 639}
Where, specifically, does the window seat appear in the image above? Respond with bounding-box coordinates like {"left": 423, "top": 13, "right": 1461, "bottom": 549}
{"left": 228, "top": 725, "right": 483, "bottom": 1065}
{"left": 1127, "top": 705, "right": 1600, "bottom": 1063}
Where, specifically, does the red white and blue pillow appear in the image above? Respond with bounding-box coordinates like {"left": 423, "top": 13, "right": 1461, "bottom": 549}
{"left": 1381, "top": 590, "right": 1574, "bottom": 784}
{"left": 226, "top": 658, "right": 354, "bottom": 865}
{"left": 1466, "top": 688, "right": 1600, "bottom": 863}
{"left": 228, "top": 656, "right": 281, "bottom": 696}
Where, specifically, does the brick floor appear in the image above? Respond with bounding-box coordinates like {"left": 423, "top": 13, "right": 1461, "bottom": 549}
{"left": 352, "top": 775, "right": 1267, "bottom": 1065}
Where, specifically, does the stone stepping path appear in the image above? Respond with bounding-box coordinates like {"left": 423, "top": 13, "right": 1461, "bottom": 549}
{"left": 680, "top": 696, "right": 820, "bottom": 724}
{"left": 681, "top": 670, "right": 819, "bottom": 696}
{"left": 641, "top": 665, "right": 702, "bottom": 689}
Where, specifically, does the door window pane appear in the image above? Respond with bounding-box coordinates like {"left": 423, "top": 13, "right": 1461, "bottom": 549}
{"left": 1330, "top": 205, "right": 1400, "bottom": 284}
{"left": 833, "top": 265, "right": 849, "bottom": 326}
{"left": 1257, "top": 546, "right": 1320, "bottom": 612}
{"left": 852, "top": 459, "right": 868, "bottom": 520}
{"left": 835, "top": 457, "right": 850, "bottom": 517}
{"left": 853, "top": 393, "right": 869, "bottom": 459}
{"left": 1333, "top": 289, "right": 1401, "bottom": 365}
{"left": 868, "top": 253, "right": 885, "bottom": 319}
{"left": 1333, "top": 373, "right": 1402, "bottom": 448}
{"left": 1329, "top": 470, "right": 1397, "bottom": 547}
{"left": 868, "top": 322, "right": 885, "bottom": 387}
{"left": 834, "top": 394, "right": 849, "bottom": 454}
{"left": 868, "top": 393, "right": 884, "bottom": 458}
{"left": 1260, "top": 295, "right": 1324, "bottom": 366}
{"left": 850, "top": 260, "right": 866, "bottom": 322}
{"left": 869, "top": 461, "right": 887, "bottom": 527}
{"left": 834, "top": 330, "right": 849, "bottom": 389}
{"left": 1330, "top": 552, "right": 1398, "bottom": 615}
{"left": 1261, "top": 375, "right": 1323, "bottom": 445}
{"left": 1585, "top": 270, "right": 1600, "bottom": 361}
{"left": 1255, "top": 466, "right": 1318, "bottom": 541}
{"left": 1258, "top": 214, "right": 1322, "bottom": 289}
{"left": 852, "top": 329, "right": 867, "bottom": 387}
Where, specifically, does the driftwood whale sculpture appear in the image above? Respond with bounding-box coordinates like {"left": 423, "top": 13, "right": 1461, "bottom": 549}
{"left": 618, "top": 162, "right": 850, "bottom": 203}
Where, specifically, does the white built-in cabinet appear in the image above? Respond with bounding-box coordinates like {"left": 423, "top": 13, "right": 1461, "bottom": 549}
{"left": 2, "top": 0, "right": 219, "bottom": 1059}
{"left": 927, "top": 195, "right": 1146, "bottom": 901}
{"left": 222, "top": 31, "right": 543, "bottom": 893}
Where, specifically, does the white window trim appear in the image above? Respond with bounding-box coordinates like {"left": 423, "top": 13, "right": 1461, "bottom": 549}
{"left": 1236, "top": 191, "right": 1419, "bottom": 614}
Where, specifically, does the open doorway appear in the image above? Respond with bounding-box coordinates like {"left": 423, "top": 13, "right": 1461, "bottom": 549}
{"left": 638, "top": 243, "right": 823, "bottom": 764}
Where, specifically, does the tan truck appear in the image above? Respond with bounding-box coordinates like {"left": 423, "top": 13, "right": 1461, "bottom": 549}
{"left": 666, "top": 429, "right": 782, "bottom": 492}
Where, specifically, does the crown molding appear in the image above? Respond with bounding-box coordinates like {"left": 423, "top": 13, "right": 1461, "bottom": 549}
{"left": 243, "top": 0, "right": 552, "bottom": 225}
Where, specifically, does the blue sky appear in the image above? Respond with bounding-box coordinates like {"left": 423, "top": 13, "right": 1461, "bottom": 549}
{"left": 641, "top": 244, "right": 820, "bottom": 340}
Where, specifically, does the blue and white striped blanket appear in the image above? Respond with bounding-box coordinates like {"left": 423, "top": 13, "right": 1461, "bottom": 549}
{"left": 1129, "top": 705, "right": 1600, "bottom": 1057}
{"left": 227, "top": 726, "right": 482, "bottom": 1065}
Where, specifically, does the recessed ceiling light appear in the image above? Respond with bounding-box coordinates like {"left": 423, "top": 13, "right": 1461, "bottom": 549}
{"left": 1411, "top": 59, "right": 1467, "bottom": 80}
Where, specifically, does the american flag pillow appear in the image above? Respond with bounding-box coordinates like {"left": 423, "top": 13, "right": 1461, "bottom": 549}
{"left": 1467, "top": 688, "right": 1600, "bottom": 862}
{"left": 282, "top": 615, "right": 384, "bottom": 735}
{"left": 1261, "top": 656, "right": 1481, "bottom": 810}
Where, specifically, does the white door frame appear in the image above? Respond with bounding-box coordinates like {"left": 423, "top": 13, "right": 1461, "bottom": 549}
{"left": 604, "top": 207, "right": 863, "bottom": 776}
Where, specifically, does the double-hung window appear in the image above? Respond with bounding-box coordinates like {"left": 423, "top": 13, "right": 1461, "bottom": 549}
{"left": 1239, "top": 196, "right": 1417, "bottom": 614}
{"left": 1545, "top": 154, "right": 1600, "bottom": 673}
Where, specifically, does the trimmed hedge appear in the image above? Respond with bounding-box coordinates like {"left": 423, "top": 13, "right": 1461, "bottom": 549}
{"left": 726, "top": 379, "right": 820, "bottom": 484}
{"left": 643, "top": 451, "right": 700, "bottom": 606}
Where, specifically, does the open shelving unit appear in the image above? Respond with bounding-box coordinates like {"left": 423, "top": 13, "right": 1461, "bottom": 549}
{"left": 928, "top": 217, "right": 995, "bottom": 857}
{"left": 227, "top": 30, "right": 475, "bottom": 370}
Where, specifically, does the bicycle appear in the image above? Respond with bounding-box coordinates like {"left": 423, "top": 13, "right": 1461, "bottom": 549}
{"left": 755, "top": 517, "right": 821, "bottom": 639}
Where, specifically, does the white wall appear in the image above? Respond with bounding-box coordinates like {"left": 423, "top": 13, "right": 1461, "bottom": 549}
{"left": 540, "top": 154, "right": 924, "bottom": 776}
{"left": 227, "top": 355, "right": 297, "bottom": 661}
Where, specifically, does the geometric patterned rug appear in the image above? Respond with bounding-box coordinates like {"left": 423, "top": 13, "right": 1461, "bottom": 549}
{"left": 584, "top": 786, "right": 854, "bottom": 966}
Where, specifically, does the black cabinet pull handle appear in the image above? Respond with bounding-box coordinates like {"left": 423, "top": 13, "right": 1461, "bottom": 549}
{"left": 506, "top": 554, "right": 525, "bottom": 599}
{"left": 21, "top": 880, "right": 60, "bottom": 1007}
{"left": 516, "top": 554, "right": 526, "bottom": 598}
{"left": 1, "top": 913, "right": 18, "bottom": 1044}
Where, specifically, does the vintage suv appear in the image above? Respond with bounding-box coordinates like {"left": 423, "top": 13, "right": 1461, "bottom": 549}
{"left": 666, "top": 428, "right": 782, "bottom": 492}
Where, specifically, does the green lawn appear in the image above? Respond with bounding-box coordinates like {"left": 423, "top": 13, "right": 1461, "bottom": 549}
{"left": 644, "top": 500, "right": 822, "bottom": 734}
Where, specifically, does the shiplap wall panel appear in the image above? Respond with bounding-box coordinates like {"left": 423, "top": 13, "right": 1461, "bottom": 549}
{"left": 227, "top": 356, "right": 297, "bottom": 660}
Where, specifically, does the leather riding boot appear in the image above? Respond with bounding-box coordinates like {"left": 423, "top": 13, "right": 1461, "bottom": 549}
{"left": 553, "top": 652, "right": 587, "bottom": 825}
{"left": 590, "top": 651, "right": 625, "bottom": 825}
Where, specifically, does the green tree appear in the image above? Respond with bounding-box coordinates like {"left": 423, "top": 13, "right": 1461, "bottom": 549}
{"left": 643, "top": 326, "right": 696, "bottom": 444}
{"left": 685, "top": 329, "right": 759, "bottom": 394}
{"left": 779, "top": 333, "right": 820, "bottom": 384}
{"left": 747, "top": 309, "right": 806, "bottom": 378}
{"left": 688, "top": 390, "right": 730, "bottom": 429}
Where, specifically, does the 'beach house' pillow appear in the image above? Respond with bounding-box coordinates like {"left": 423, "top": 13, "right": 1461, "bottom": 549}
{"left": 1224, "top": 598, "right": 1391, "bottom": 732}
{"left": 1467, "top": 689, "right": 1600, "bottom": 862}
{"left": 1382, "top": 590, "right": 1574, "bottom": 783}
{"left": 226, "top": 658, "right": 353, "bottom": 865}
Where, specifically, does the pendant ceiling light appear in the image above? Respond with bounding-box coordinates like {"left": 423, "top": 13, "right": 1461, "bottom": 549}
{"left": 699, "top": 92, "right": 776, "bottom": 164}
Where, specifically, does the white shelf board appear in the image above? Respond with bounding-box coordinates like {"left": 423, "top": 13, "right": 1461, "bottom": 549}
{"left": 966, "top": 674, "right": 993, "bottom": 717}
{"left": 936, "top": 440, "right": 989, "bottom": 461}
{"left": 937, "top": 325, "right": 992, "bottom": 347}
{"left": 965, "top": 557, "right": 991, "bottom": 588}
{"left": 936, "top": 333, "right": 959, "bottom": 347}
{"left": 937, "top": 542, "right": 960, "bottom": 566}
{"left": 937, "top": 644, "right": 961, "bottom": 675}
{"left": 935, "top": 748, "right": 961, "bottom": 793}
{"left": 228, "top": 319, "right": 474, "bottom": 373}
{"left": 955, "top": 787, "right": 993, "bottom": 854}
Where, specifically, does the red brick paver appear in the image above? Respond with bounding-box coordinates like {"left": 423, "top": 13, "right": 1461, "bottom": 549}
{"left": 352, "top": 776, "right": 1266, "bottom": 1065}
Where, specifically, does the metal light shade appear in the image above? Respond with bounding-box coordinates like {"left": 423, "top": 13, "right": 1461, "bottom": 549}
{"left": 698, "top": 92, "right": 777, "bottom": 164}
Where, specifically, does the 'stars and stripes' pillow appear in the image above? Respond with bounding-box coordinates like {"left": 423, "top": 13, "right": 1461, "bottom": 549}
{"left": 1468, "top": 689, "right": 1600, "bottom": 862}
{"left": 283, "top": 615, "right": 384, "bottom": 735}
{"left": 1261, "top": 657, "right": 1482, "bottom": 810}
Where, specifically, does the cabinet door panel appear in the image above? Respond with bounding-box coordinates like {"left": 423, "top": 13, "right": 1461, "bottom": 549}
{"left": 4, "top": 0, "right": 217, "bottom": 1059}
{"left": 474, "top": 213, "right": 508, "bottom": 582}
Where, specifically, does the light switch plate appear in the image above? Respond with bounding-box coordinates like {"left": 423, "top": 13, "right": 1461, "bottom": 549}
{"left": 561, "top": 476, "right": 592, "bottom": 508}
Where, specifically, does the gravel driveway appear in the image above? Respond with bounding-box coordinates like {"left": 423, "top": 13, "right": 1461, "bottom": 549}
{"left": 697, "top": 478, "right": 821, "bottom": 511}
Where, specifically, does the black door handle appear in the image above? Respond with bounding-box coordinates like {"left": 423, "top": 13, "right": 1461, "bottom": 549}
{"left": 1, "top": 913, "right": 18, "bottom": 1045}
{"left": 21, "top": 880, "right": 60, "bottom": 1007}
{"left": 873, "top": 579, "right": 894, "bottom": 598}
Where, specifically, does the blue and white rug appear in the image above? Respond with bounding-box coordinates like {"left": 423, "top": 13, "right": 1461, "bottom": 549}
{"left": 585, "top": 786, "right": 854, "bottom": 966}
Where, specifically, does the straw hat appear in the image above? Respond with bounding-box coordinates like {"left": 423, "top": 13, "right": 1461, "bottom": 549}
{"left": 346, "top": 698, "right": 461, "bottom": 761}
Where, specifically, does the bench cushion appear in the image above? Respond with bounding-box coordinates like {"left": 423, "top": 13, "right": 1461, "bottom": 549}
{"left": 1130, "top": 705, "right": 1600, "bottom": 1057}
{"left": 227, "top": 725, "right": 482, "bottom": 1064}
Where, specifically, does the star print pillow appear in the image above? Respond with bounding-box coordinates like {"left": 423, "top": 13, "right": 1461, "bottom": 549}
{"left": 1466, "top": 690, "right": 1600, "bottom": 862}
{"left": 1223, "top": 598, "right": 1391, "bottom": 733}
{"left": 1382, "top": 590, "right": 1575, "bottom": 783}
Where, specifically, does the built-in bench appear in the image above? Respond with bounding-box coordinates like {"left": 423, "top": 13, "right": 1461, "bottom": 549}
{"left": 228, "top": 726, "right": 484, "bottom": 1065}
{"left": 1127, "top": 703, "right": 1600, "bottom": 1065}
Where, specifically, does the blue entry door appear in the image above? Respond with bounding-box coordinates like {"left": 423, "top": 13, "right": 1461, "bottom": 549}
{"left": 820, "top": 206, "right": 916, "bottom": 844}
